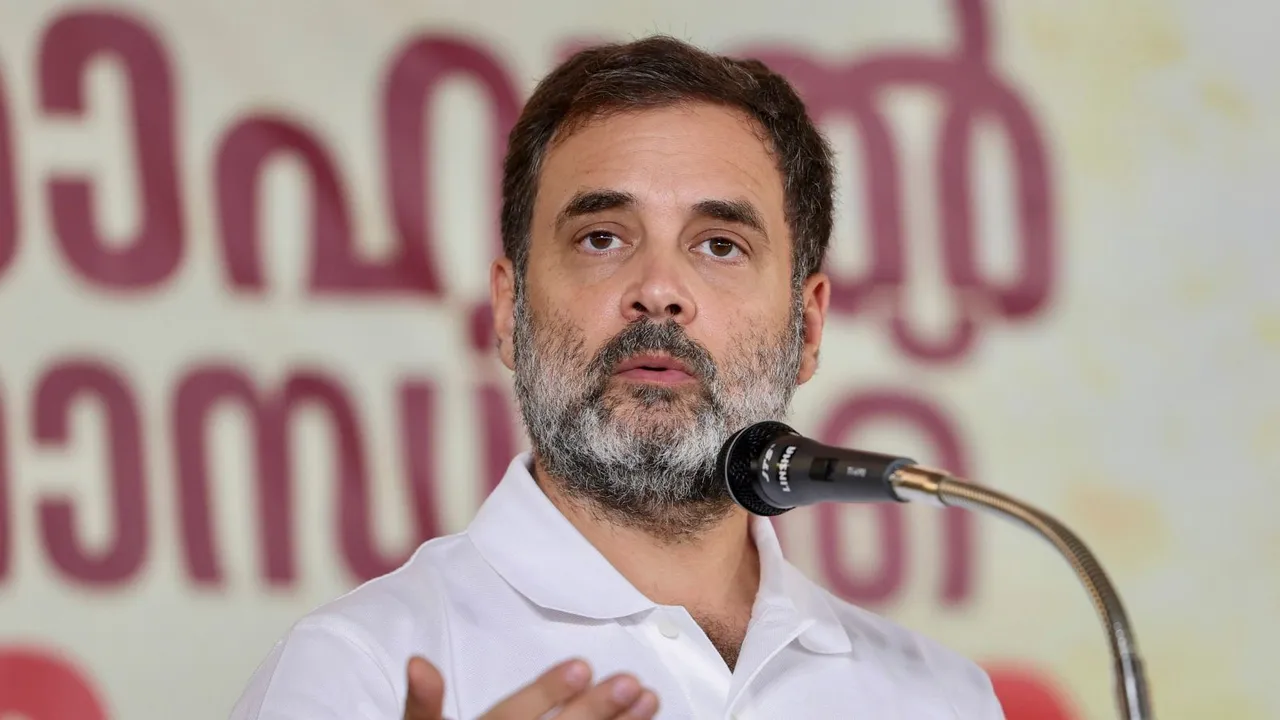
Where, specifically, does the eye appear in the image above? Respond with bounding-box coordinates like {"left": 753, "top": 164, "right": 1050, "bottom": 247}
{"left": 579, "top": 230, "right": 624, "bottom": 253}
{"left": 696, "top": 237, "right": 743, "bottom": 259}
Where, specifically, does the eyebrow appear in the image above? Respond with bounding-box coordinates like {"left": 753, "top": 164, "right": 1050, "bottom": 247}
{"left": 553, "top": 189, "right": 770, "bottom": 243}
{"left": 691, "top": 198, "right": 768, "bottom": 240}
{"left": 555, "top": 189, "right": 637, "bottom": 232}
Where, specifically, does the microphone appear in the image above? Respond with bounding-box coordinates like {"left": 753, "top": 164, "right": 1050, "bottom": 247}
{"left": 717, "top": 420, "right": 924, "bottom": 514}
{"left": 716, "top": 420, "right": 1155, "bottom": 720}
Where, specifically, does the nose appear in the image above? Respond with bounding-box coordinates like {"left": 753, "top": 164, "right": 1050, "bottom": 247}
{"left": 619, "top": 247, "right": 697, "bottom": 325}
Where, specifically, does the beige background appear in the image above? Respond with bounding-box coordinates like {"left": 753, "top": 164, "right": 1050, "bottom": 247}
{"left": 0, "top": 1, "right": 1277, "bottom": 718}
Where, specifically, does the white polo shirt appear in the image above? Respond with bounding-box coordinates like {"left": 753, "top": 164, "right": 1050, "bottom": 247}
{"left": 230, "top": 454, "right": 1005, "bottom": 719}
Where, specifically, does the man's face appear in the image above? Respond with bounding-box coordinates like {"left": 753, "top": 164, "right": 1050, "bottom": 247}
{"left": 491, "top": 102, "right": 829, "bottom": 537}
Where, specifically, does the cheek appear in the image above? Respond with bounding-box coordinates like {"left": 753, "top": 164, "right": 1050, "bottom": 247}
{"left": 546, "top": 286, "right": 624, "bottom": 340}
{"left": 532, "top": 256, "right": 618, "bottom": 312}
{"left": 698, "top": 267, "right": 791, "bottom": 314}
{"left": 699, "top": 296, "right": 789, "bottom": 345}
{"left": 698, "top": 319, "right": 767, "bottom": 373}
{"left": 525, "top": 291, "right": 616, "bottom": 363}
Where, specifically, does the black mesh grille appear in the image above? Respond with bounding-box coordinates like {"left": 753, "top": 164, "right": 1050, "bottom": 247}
{"left": 718, "top": 421, "right": 797, "bottom": 516}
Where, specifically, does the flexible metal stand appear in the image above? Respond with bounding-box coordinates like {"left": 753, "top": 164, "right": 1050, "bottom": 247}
{"left": 890, "top": 466, "right": 1153, "bottom": 720}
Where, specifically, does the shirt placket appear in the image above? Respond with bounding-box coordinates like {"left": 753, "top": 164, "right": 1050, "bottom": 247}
{"left": 723, "top": 604, "right": 812, "bottom": 720}
{"left": 631, "top": 605, "right": 734, "bottom": 718}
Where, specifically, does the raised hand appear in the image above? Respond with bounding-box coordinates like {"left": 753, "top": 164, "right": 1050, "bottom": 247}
{"left": 401, "top": 656, "right": 660, "bottom": 720}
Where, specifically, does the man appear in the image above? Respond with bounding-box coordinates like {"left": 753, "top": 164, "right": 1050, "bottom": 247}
{"left": 231, "top": 35, "right": 1005, "bottom": 720}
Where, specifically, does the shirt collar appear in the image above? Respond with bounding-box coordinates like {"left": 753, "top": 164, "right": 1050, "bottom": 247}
{"left": 750, "top": 510, "right": 854, "bottom": 655}
{"left": 466, "top": 453, "right": 655, "bottom": 619}
{"left": 467, "top": 453, "right": 853, "bottom": 655}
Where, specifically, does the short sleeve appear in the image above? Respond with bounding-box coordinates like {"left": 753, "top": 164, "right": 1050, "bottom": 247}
{"left": 946, "top": 659, "right": 1007, "bottom": 719}
{"left": 227, "top": 620, "right": 402, "bottom": 720}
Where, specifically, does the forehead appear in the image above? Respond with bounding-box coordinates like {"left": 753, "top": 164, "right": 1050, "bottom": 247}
{"left": 534, "top": 103, "right": 786, "bottom": 223}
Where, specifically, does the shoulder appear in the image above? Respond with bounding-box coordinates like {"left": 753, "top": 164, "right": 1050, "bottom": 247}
{"left": 296, "top": 531, "right": 484, "bottom": 657}
{"left": 801, "top": 573, "right": 1004, "bottom": 718}
{"left": 229, "top": 532, "right": 486, "bottom": 719}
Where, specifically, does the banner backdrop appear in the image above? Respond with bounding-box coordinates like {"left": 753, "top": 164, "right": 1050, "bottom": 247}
{"left": 1, "top": 1, "right": 1277, "bottom": 718}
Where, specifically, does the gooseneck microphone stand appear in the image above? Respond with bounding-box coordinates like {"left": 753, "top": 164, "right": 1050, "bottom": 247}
{"left": 890, "top": 465, "right": 1153, "bottom": 720}
{"left": 720, "top": 420, "right": 1154, "bottom": 719}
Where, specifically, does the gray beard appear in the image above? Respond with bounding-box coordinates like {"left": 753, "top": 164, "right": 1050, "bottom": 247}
{"left": 511, "top": 283, "right": 806, "bottom": 542}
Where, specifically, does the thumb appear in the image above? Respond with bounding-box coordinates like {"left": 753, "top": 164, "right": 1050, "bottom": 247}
{"left": 403, "top": 655, "right": 446, "bottom": 720}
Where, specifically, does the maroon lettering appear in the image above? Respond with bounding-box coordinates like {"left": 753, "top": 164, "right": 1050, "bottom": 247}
{"left": 343, "top": 379, "right": 442, "bottom": 581}
{"left": 309, "top": 374, "right": 407, "bottom": 583}
{"left": 173, "top": 367, "right": 324, "bottom": 585}
{"left": 469, "top": 301, "right": 495, "bottom": 355}
{"left": 38, "top": 11, "right": 183, "bottom": 289}
{"left": 392, "top": 381, "right": 445, "bottom": 551}
{"left": 0, "top": 68, "right": 17, "bottom": 279}
{"left": 814, "top": 493, "right": 905, "bottom": 605}
{"left": 380, "top": 36, "right": 521, "bottom": 296}
{"left": 33, "top": 361, "right": 147, "bottom": 586}
{"left": 214, "top": 116, "right": 354, "bottom": 293}
{"left": 0, "top": 648, "right": 108, "bottom": 720}
{"left": 815, "top": 390, "right": 975, "bottom": 605}
{"left": 476, "top": 382, "right": 520, "bottom": 496}
{"left": 741, "top": 0, "right": 1054, "bottom": 363}
{"left": 173, "top": 367, "right": 282, "bottom": 585}
{"left": 467, "top": 300, "right": 522, "bottom": 496}
{"left": 174, "top": 366, "right": 444, "bottom": 585}
{"left": 882, "top": 392, "right": 974, "bottom": 605}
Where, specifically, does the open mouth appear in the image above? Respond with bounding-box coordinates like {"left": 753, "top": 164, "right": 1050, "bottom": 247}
{"left": 612, "top": 353, "right": 697, "bottom": 385}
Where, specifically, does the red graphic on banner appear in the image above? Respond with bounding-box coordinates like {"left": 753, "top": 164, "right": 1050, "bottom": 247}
{"left": 0, "top": 648, "right": 108, "bottom": 720}
{"left": 743, "top": 0, "right": 1054, "bottom": 363}
{"left": 986, "top": 665, "right": 1079, "bottom": 720}
{"left": 38, "top": 11, "right": 184, "bottom": 290}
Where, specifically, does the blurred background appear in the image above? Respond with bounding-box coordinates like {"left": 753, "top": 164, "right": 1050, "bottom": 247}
{"left": 0, "top": 0, "right": 1277, "bottom": 718}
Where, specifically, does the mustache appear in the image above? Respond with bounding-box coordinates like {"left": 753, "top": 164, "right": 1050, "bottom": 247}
{"left": 584, "top": 318, "right": 718, "bottom": 386}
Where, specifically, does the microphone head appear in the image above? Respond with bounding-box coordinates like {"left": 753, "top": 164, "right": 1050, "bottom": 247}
{"left": 717, "top": 420, "right": 797, "bottom": 516}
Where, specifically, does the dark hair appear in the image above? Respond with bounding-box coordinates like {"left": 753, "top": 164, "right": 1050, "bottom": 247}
{"left": 500, "top": 35, "right": 835, "bottom": 287}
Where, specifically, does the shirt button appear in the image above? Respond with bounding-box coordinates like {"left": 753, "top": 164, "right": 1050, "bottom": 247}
{"left": 657, "top": 618, "right": 680, "bottom": 639}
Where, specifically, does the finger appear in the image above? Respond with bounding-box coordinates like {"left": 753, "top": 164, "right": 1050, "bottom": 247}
{"left": 481, "top": 659, "right": 592, "bottom": 719}
{"left": 403, "top": 656, "right": 446, "bottom": 720}
{"left": 620, "top": 690, "right": 660, "bottom": 719}
{"left": 555, "top": 674, "right": 658, "bottom": 720}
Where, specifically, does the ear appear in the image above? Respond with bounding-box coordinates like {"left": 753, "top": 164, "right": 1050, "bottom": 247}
{"left": 795, "top": 271, "right": 830, "bottom": 385}
{"left": 490, "top": 257, "right": 517, "bottom": 371}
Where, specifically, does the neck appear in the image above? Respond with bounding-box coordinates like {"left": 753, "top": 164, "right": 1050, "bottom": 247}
{"left": 532, "top": 458, "right": 761, "bottom": 615}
